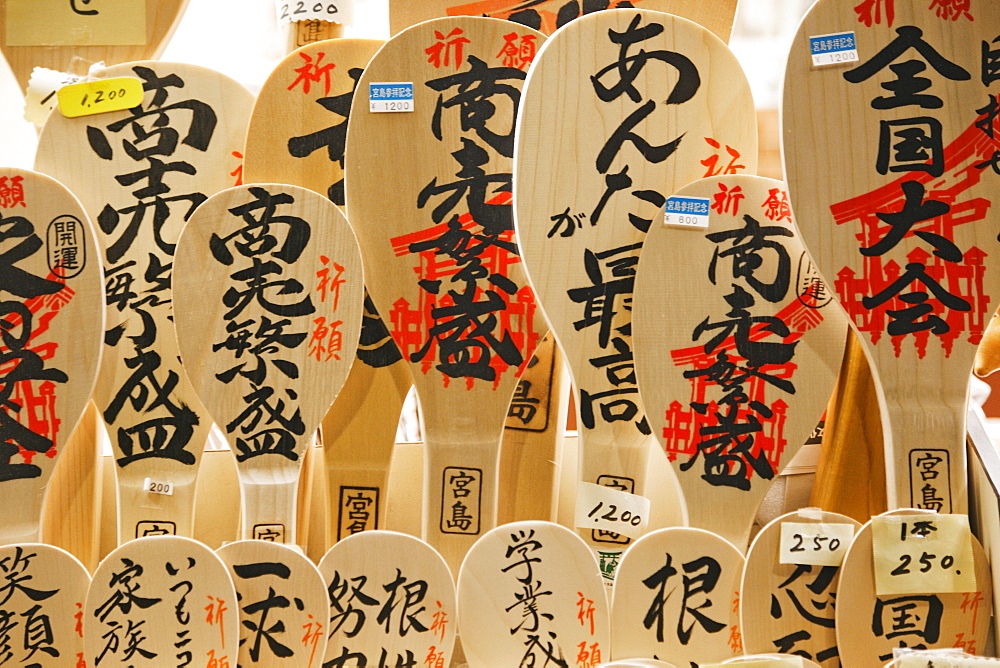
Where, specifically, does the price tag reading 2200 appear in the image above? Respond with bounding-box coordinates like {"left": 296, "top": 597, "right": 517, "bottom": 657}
{"left": 276, "top": 1, "right": 353, "bottom": 24}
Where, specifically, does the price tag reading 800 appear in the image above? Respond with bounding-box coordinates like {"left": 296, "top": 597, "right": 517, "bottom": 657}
{"left": 276, "top": 1, "right": 354, "bottom": 24}
{"left": 574, "top": 482, "right": 650, "bottom": 540}
{"left": 872, "top": 513, "right": 976, "bottom": 596}
{"left": 779, "top": 522, "right": 855, "bottom": 567}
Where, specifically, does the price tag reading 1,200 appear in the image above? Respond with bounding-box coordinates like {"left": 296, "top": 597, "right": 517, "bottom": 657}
{"left": 779, "top": 522, "right": 855, "bottom": 567}
{"left": 56, "top": 77, "right": 144, "bottom": 118}
{"left": 809, "top": 31, "right": 859, "bottom": 66}
{"left": 574, "top": 481, "right": 650, "bottom": 540}
{"left": 369, "top": 82, "right": 414, "bottom": 113}
{"left": 871, "top": 513, "right": 976, "bottom": 596}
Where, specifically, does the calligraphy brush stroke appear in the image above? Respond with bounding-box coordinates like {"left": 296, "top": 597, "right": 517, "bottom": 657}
{"left": 513, "top": 9, "right": 756, "bottom": 572}
{"left": 0, "top": 168, "right": 103, "bottom": 546}
{"left": 781, "top": 0, "right": 1000, "bottom": 514}
{"left": 632, "top": 175, "right": 847, "bottom": 550}
{"left": 173, "top": 184, "right": 363, "bottom": 546}
{"left": 345, "top": 17, "right": 546, "bottom": 574}
{"left": 243, "top": 37, "right": 414, "bottom": 547}
{"left": 389, "top": 0, "right": 738, "bottom": 43}
{"left": 0, "top": 0, "right": 190, "bottom": 93}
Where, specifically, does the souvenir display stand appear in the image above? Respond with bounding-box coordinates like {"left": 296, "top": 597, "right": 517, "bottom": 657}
{"left": 1, "top": 0, "right": 1000, "bottom": 666}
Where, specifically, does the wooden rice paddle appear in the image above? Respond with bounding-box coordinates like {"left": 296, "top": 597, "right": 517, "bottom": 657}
{"left": 345, "top": 17, "right": 547, "bottom": 573}
{"left": 513, "top": 8, "right": 756, "bottom": 580}
{"left": 217, "top": 540, "right": 329, "bottom": 667}
{"left": 457, "top": 520, "right": 609, "bottom": 665}
{"left": 389, "top": 0, "right": 738, "bottom": 42}
{"left": 602, "top": 661, "right": 675, "bottom": 668}
{"left": 0, "top": 167, "right": 103, "bottom": 545}
{"left": 0, "top": 0, "right": 189, "bottom": 93}
{"left": 318, "top": 530, "right": 457, "bottom": 665}
{"left": 243, "top": 38, "right": 414, "bottom": 544}
{"left": 173, "top": 184, "right": 363, "bottom": 546}
{"left": 85, "top": 535, "right": 240, "bottom": 667}
{"left": 835, "top": 510, "right": 992, "bottom": 666}
{"left": 631, "top": 175, "right": 847, "bottom": 550}
{"left": 781, "top": 0, "right": 1000, "bottom": 514}
{"left": 740, "top": 509, "right": 861, "bottom": 664}
{"left": 718, "top": 658, "right": 821, "bottom": 667}
{"left": 610, "top": 527, "right": 744, "bottom": 664}
{"left": 34, "top": 62, "right": 253, "bottom": 543}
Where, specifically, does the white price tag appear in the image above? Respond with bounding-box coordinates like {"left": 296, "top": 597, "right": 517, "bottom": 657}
{"left": 143, "top": 478, "right": 174, "bottom": 496}
{"left": 574, "top": 482, "right": 650, "bottom": 539}
{"left": 809, "top": 31, "right": 859, "bottom": 66}
{"left": 779, "top": 522, "right": 854, "bottom": 566}
{"left": 664, "top": 196, "right": 710, "bottom": 228}
{"left": 369, "top": 82, "right": 414, "bottom": 113}
{"left": 276, "top": 0, "right": 353, "bottom": 25}
{"left": 872, "top": 513, "right": 976, "bottom": 595}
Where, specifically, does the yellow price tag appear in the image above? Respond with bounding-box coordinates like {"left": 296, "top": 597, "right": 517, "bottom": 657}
{"left": 57, "top": 78, "right": 144, "bottom": 118}
{"left": 872, "top": 513, "right": 976, "bottom": 596}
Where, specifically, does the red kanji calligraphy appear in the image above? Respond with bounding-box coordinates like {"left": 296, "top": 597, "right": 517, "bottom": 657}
{"left": 711, "top": 183, "right": 744, "bottom": 216}
{"left": 762, "top": 188, "right": 792, "bottom": 223}
{"left": 426, "top": 28, "right": 471, "bottom": 70}
{"left": 701, "top": 138, "right": 746, "bottom": 177}
{"left": 445, "top": 0, "right": 654, "bottom": 35}
{"left": 928, "top": 0, "right": 974, "bottom": 21}
{"left": 496, "top": 32, "right": 537, "bottom": 70}
{"left": 287, "top": 50, "right": 336, "bottom": 96}
{"left": 0, "top": 176, "right": 25, "bottom": 208}
{"left": 855, "top": 0, "right": 895, "bottom": 26}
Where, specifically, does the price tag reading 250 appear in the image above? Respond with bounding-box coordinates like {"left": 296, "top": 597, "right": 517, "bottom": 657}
{"left": 779, "top": 522, "right": 855, "bottom": 567}
{"left": 872, "top": 513, "right": 976, "bottom": 596}
{"left": 574, "top": 482, "right": 650, "bottom": 539}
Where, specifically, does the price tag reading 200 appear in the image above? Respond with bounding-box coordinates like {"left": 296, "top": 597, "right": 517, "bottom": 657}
{"left": 871, "top": 514, "right": 976, "bottom": 596}
{"left": 574, "top": 482, "right": 650, "bottom": 540}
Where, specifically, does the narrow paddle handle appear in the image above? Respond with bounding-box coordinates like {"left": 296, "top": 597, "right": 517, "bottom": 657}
{"left": 116, "top": 481, "right": 197, "bottom": 543}
{"left": 239, "top": 476, "right": 301, "bottom": 544}
{"left": 577, "top": 437, "right": 651, "bottom": 561}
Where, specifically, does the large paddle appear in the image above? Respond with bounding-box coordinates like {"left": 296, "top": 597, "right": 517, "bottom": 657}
{"left": 243, "top": 38, "right": 414, "bottom": 545}
{"left": 513, "top": 8, "right": 756, "bottom": 580}
{"left": 35, "top": 62, "right": 254, "bottom": 543}
{"left": 0, "top": 0, "right": 189, "bottom": 94}
{"left": 781, "top": 0, "right": 1000, "bottom": 514}
{"left": 345, "top": 16, "right": 547, "bottom": 573}
{"left": 631, "top": 175, "right": 848, "bottom": 550}
{"left": 173, "top": 183, "right": 363, "bottom": 546}
{"left": 389, "top": 0, "right": 738, "bottom": 42}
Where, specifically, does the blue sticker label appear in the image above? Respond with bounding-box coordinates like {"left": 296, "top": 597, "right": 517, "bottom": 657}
{"left": 369, "top": 82, "right": 414, "bottom": 112}
{"left": 665, "top": 196, "right": 710, "bottom": 216}
{"left": 810, "top": 32, "right": 856, "bottom": 55}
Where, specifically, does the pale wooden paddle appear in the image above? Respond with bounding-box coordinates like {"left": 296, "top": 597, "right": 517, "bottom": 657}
{"left": 456, "top": 520, "right": 609, "bottom": 665}
{"left": 513, "top": 8, "right": 756, "bottom": 579}
{"left": 389, "top": 0, "right": 739, "bottom": 42}
{"left": 0, "top": 167, "right": 103, "bottom": 545}
{"left": 719, "top": 657, "right": 821, "bottom": 667}
{"left": 781, "top": 0, "right": 1000, "bottom": 514}
{"left": 610, "top": 526, "right": 744, "bottom": 665}
{"left": 173, "top": 183, "right": 363, "bottom": 546}
{"left": 34, "top": 61, "right": 254, "bottom": 543}
{"left": 740, "top": 509, "right": 861, "bottom": 664}
{"left": 345, "top": 17, "right": 547, "bottom": 573}
{"left": 242, "top": 38, "right": 415, "bottom": 545}
{"left": 318, "top": 529, "right": 457, "bottom": 665}
{"left": 217, "top": 539, "right": 329, "bottom": 667}
{"left": 0, "top": 0, "right": 189, "bottom": 94}
{"left": 631, "top": 175, "right": 848, "bottom": 550}
{"left": 602, "top": 661, "right": 675, "bottom": 668}
{"left": 0, "top": 543, "right": 90, "bottom": 665}
{"left": 85, "top": 535, "right": 240, "bottom": 667}
{"left": 836, "top": 510, "right": 992, "bottom": 667}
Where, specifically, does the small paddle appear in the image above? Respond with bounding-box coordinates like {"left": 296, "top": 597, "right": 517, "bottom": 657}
{"left": 345, "top": 16, "right": 547, "bottom": 573}
{"left": 513, "top": 8, "right": 756, "bottom": 579}
{"left": 457, "top": 520, "right": 609, "bottom": 666}
{"left": 85, "top": 535, "right": 240, "bottom": 667}
{"left": 610, "top": 526, "right": 744, "bottom": 665}
{"left": 243, "top": 37, "right": 414, "bottom": 545}
{"left": 34, "top": 61, "right": 255, "bottom": 543}
{"left": 319, "top": 530, "right": 457, "bottom": 665}
{"left": 217, "top": 539, "right": 329, "bottom": 667}
{"left": 740, "top": 508, "right": 861, "bottom": 664}
{"left": 0, "top": 167, "right": 104, "bottom": 546}
{"left": 173, "top": 183, "right": 363, "bottom": 546}
{"left": 0, "top": 0, "right": 189, "bottom": 94}
{"left": 389, "top": 0, "right": 739, "bottom": 43}
{"left": 781, "top": 0, "right": 1000, "bottom": 514}
{"left": 631, "top": 175, "right": 848, "bottom": 550}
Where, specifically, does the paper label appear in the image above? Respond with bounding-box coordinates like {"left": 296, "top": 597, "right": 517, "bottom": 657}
{"left": 574, "top": 482, "right": 650, "bottom": 539}
{"left": 6, "top": 0, "right": 145, "bottom": 46}
{"left": 896, "top": 650, "right": 1000, "bottom": 667}
{"left": 809, "top": 31, "right": 859, "bottom": 66}
{"left": 872, "top": 513, "right": 976, "bottom": 596}
{"left": 779, "top": 522, "right": 855, "bottom": 566}
{"left": 57, "top": 77, "right": 144, "bottom": 118}
{"left": 276, "top": 0, "right": 354, "bottom": 25}
{"left": 369, "top": 83, "right": 414, "bottom": 113}
{"left": 664, "top": 196, "right": 710, "bottom": 228}
{"left": 142, "top": 477, "right": 174, "bottom": 496}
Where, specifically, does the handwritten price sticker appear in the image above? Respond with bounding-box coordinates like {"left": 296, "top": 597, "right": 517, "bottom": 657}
{"left": 57, "top": 77, "right": 144, "bottom": 118}
{"left": 275, "top": 0, "right": 354, "bottom": 25}
{"left": 872, "top": 514, "right": 975, "bottom": 596}
{"left": 574, "top": 482, "right": 649, "bottom": 539}
{"left": 779, "top": 522, "right": 854, "bottom": 566}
